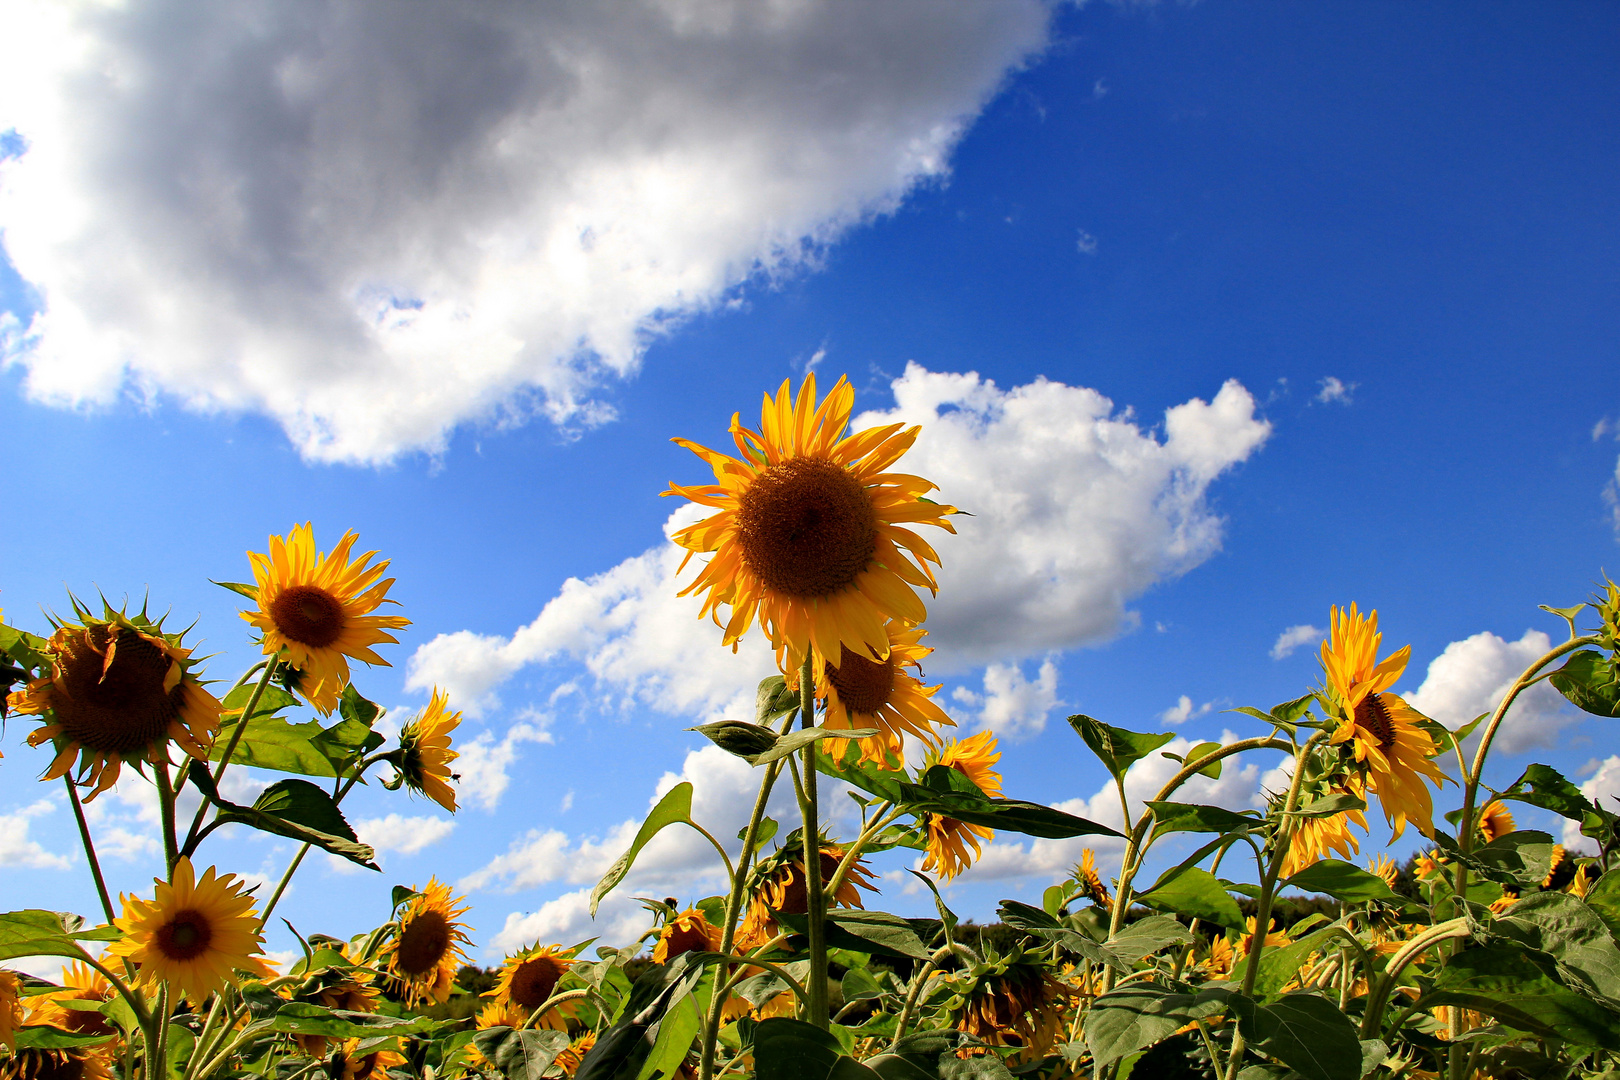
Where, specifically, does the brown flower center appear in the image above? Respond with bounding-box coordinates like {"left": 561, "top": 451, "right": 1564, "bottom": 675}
{"left": 507, "top": 954, "right": 568, "bottom": 1009}
{"left": 826, "top": 645, "right": 895, "bottom": 715}
{"left": 1354, "top": 693, "right": 1398, "bottom": 751}
{"left": 735, "top": 457, "right": 876, "bottom": 598}
{"left": 268, "top": 585, "right": 346, "bottom": 648}
{"left": 16, "top": 1050, "right": 90, "bottom": 1080}
{"left": 655, "top": 919, "right": 713, "bottom": 963}
{"left": 50, "top": 625, "right": 180, "bottom": 756}
{"left": 156, "top": 910, "right": 213, "bottom": 961}
{"left": 396, "top": 910, "right": 450, "bottom": 976}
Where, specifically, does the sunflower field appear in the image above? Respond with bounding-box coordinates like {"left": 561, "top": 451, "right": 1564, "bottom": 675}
{"left": 6, "top": 373, "right": 1620, "bottom": 1080}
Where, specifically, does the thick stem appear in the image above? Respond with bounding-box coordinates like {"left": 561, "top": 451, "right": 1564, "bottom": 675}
{"left": 154, "top": 760, "right": 180, "bottom": 875}
{"left": 797, "top": 650, "right": 829, "bottom": 1029}
{"left": 65, "top": 777, "right": 117, "bottom": 924}
{"left": 1359, "top": 918, "right": 1468, "bottom": 1038}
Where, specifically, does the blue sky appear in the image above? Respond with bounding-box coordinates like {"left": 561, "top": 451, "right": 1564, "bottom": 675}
{"left": 2, "top": 1, "right": 1618, "bottom": 966}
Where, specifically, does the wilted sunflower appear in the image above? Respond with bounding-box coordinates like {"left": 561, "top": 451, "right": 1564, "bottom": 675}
{"left": 813, "top": 620, "right": 953, "bottom": 765}
{"left": 920, "top": 731, "right": 1003, "bottom": 882}
{"left": 736, "top": 838, "right": 878, "bottom": 953}
{"left": 33, "top": 962, "right": 116, "bottom": 1040}
{"left": 950, "top": 953, "right": 1073, "bottom": 1061}
{"left": 381, "top": 879, "right": 471, "bottom": 1008}
{"left": 396, "top": 688, "right": 461, "bottom": 812}
{"left": 104, "top": 858, "right": 274, "bottom": 1004}
{"left": 1074, "top": 850, "right": 1112, "bottom": 911}
{"left": 241, "top": 525, "right": 410, "bottom": 714}
{"left": 665, "top": 374, "right": 957, "bottom": 674}
{"left": 1477, "top": 799, "right": 1515, "bottom": 843}
{"left": 1321, "top": 605, "right": 1446, "bottom": 839}
{"left": 1279, "top": 794, "right": 1368, "bottom": 879}
{"left": 324, "top": 1038, "right": 404, "bottom": 1080}
{"left": 1, "top": 969, "right": 19, "bottom": 1051}
{"left": 554, "top": 1031, "right": 597, "bottom": 1077}
{"left": 652, "top": 910, "right": 721, "bottom": 964}
{"left": 488, "top": 944, "right": 573, "bottom": 1030}
{"left": 11, "top": 608, "right": 222, "bottom": 801}
{"left": 0, "top": 1044, "right": 114, "bottom": 1080}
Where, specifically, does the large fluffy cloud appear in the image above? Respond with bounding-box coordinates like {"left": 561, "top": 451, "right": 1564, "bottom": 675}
{"left": 1403, "top": 628, "right": 1578, "bottom": 759}
{"left": 407, "top": 365, "right": 1271, "bottom": 718}
{"left": 0, "top": 0, "right": 1051, "bottom": 463}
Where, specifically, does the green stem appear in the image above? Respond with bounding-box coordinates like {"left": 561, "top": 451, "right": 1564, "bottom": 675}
{"left": 685, "top": 821, "right": 738, "bottom": 884}
{"left": 155, "top": 760, "right": 180, "bottom": 875}
{"left": 1359, "top": 917, "right": 1469, "bottom": 1037}
{"left": 796, "top": 651, "right": 828, "bottom": 1029}
{"left": 523, "top": 987, "right": 591, "bottom": 1029}
{"left": 65, "top": 777, "right": 117, "bottom": 925}
{"left": 183, "top": 658, "right": 280, "bottom": 853}
{"left": 257, "top": 754, "right": 373, "bottom": 928}
{"left": 890, "top": 944, "right": 973, "bottom": 1048}
{"left": 823, "top": 804, "right": 900, "bottom": 903}
{"left": 151, "top": 984, "right": 171, "bottom": 1080}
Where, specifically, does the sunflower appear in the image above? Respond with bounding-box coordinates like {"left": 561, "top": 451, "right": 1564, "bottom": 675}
{"left": 488, "top": 944, "right": 573, "bottom": 1030}
{"left": 11, "top": 608, "right": 222, "bottom": 801}
{"left": 289, "top": 975, "right": 378, "bottom": 1058}
{"left": 1201, "top": 936, "right": 1236, "bottom": 977}
{"left": 380, "top": 879, "right": 471, "bottom": 1008}
{"left": 324, "top": 1038, "right": 405, "bottom": 1080}
{"left": 665, "top": 374, "right": 957, "bottom": 675}
{"left": 736, "top": 839, "right": 878, "bottom": 953}
{"left": 1236, "top": 917, "right": 1290, "bottom": 961}
{"left": 1540, "top": 845, "right": 1566, "bottom": 889}
{"left": 1368, "top": 855, "right": 1399, "bottom": 888}
{"left": 0, "top": 1045, "right": 115, "bottom": 1080}
{"left": 652, "top": 911, "right": 721, "bottom": 965}
{"left": 1, "top": 969, "right": 19, "bottom": 1051}
{"left": 463, "top": 1001, "right": 528, "bottom": 1069}
{"left": 919, "top": 731, "right": 1002, "bottom": 882}
{"left": 950, "top": 955, "right": 1072, "bottom": 1062}
{"left": 1413, "top": 851, "right": 1443, "bottom": 879}
{"left": 397, "top": 688, "right": 461, "bottom": 813}
{"left": 1321, "top": 605, "right": 1447, "bottom": 839}
{"left": 1568, "top": 864, "right": 1593, "bottom": 898}
{"left": 241, "top": 525, "right": 410, "bottom": 714}
{"left": 1074, "top": 850, "right": 1112, "bottom": 911}
{"left": 813, "top": 621, "right": 953, "bottom": 765}
{"left": 32, "top": 963, "right": 116, "bottom": 1040}
{"left": 104, "top": 858, "right": 274, "bottom": 1004}
{"left": 554, "top": 1031, "right": 597, "bottom": 1077}
{"left": 1477, "top": 800, "right": 1515, "bottom": 844}
{"left": 1279, "top": 795, "right": 1368, "bottom": 879}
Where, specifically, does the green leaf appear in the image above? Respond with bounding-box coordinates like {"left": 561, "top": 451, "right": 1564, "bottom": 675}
{"left": 1144, "top": 801, "right": 1262, "bottom": 843}
{"left": 1135, "top": 866, "right": 1244, "bottom": 930}
{"left": 1068, "top": 715, "right": 1175, "bottom": 782}
{"left": 739, "top": 817, "right": 779, "bottom": 849}
{"left": 1549, "top": 650, "right": 1620, "bottom": 717}
{"left": 635, "top": 993, "right": 701, "bottom": 1080}
{"left": 211, "top": 579, "right": 260, "bottom": 600}
{"left": 0, "top": 910, "right": 113, "bottom": 962}
{"left": 905, "top": 870, "right": 959, "bottom": 936}
{"left": 1433, "top": 829, "right": 1557, "bottom": 889}
{"left": 754, "top": 725, "right": 878, "bottom": 767}
{"left": 220, "top": 681, "right": 300, "bottom": 716}
{"left": 841, "top": 968, "right": 884, "bottom": 1003}
{"left": 776, "top": 910, "right": 931, "bottom": 961}
{"left": 1489, "top": 890, "right": 1620, "bottom": 1009}
{"left": 390, "top": 886, "right": 419, "bottom": 912}
{"left": 251, "top": 780, "right": 362, "bottom": 843}
{"left": 1085, "top": 985, "right": 1230, "bottom": 1067}
{"left": 472, "top": 1027, "right": 571, "bottom": 1080}
{"left": 1106, "top": 916, "right": 1194, "bottom": 964}
{"left": 268, "top": 1003, "right": 451, "bottom": 1038}
{"left": 755, "top": 1017, "right": 858, "bottom": 1080}
{"left": 208, "top": 715, "right": 356, "bottom": 778}
{"left": 591, "top": 783, "right": 693, "bottom": 917}
{"left": 1281, "top": 860, "right": 1398, "bottom": 903}
{"left": 1499, "top": 763, "right": 1600, "bottom": 821}
{"left": 1291, "top": 792, "right": 1367, "bottom": 818}
{"left": 187, "top": 762, "right": 377, "bottom": 869}
{"left": 815, "top": 751, "right": 908, "bottom": 805}
{"left": 573, "top": 955, "right": 708, "bottom": 1080}
{"left": 690, "top": 721, "right": 781, "bottom": 761}
{"left": 1184, "top": 742, "right": 1223, "bottom": 779}
{"left": 11, "top": 1025, "right": 120, "bottom": 1050}
{"left": 338, "top": 684, "right": 382, "bottom": 727}
{"left": 1586, "top": 869, "right": 1620, "bottom": 940}
{"left": 1254, "top": 926, "right": 1339, "bottom": 999}
{"left": 1426, "top": 942, "right": 1620, "bottom": 1049}
{"left": 756, "top": 676, "right": 801, "bottom": 727}
{"left": 1244, "top": 994, "right": 1361, "bottom": 1080}
{"left": 894, "top": 782, "right": 1122, "bottom": 840}
{"left": 164, "top": 1023, "right": 196, "bottom": 1080}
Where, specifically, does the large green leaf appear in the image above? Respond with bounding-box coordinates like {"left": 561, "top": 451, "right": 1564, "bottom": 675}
{"left": 1068, "top": 715, "right": 1174, "bottom": 782}
{"left": 1434, "top": 829, "right": 1556, "bottom": 889}
{"left": 755, "top": 1018, "right": 874, "bottom": 1080}
{"left": 895, "top": 778, "right": 1121, "bottom": 840}
{"left": 575, "top": 956, "right": 707, "bottom": 1080}
{"left": 591, "top": 783, "right": 693, "bottom": 917}
{"left": 188, "top": 763, "right": 376, "bottom": 869}
{"left": 1499, "top": 763, "right": 1596, "bottom": 820}
{"left": 208, "top": 715, "right": 348, "bottom": 777}
{"left": 1241, "top": 994, "right": 1361, "bottom": 1080}
{"left": 1586, "top": 869, "right": 1620, "bottom": 940}
{"left": 0, "top": 910, "right": 116, "bottom": 962}
{"left": 1281, "top": 859, "right": 1398, "bottom": 903}
{"left": 775, "top": 910, "right": 931, "bottom": 961}
{"left": 1086, "top": 985, "right": 1230, "bottom": 1067}
{"left": 1549, "top": 650, "right": 1620, "bottom": 717}
{"left": 268, "top": 1002, "right": 451, "bottom": 1038}
{"left": 11, "top": 1025, "right": 120, "bottom": 1050}
{"left": 635, "top": 993, "right": 701, "bottom": 1080}
{"left": 1426, "top": 943, "right": 1620, "bottom": 1049}
{"left": 1490, "top": 890, "right": 1620, "bottom": 1009}
{"left": 1135, "top": 866, "right": 1244, "bottom": 930}
{"left": 1144, "top": 801, "right": 1262, "bottom": 843}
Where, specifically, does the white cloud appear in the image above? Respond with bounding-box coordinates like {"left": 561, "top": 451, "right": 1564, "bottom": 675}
{"left": 1157, "top": 695, "right": 1212, "bottom": 726}
{"left": 1568, "top": 754, "right": 1620, "bottom": 852}
{"left": 1270, "top": 624, "right": 1323, "bottom": 661}
{"left": 1605, "top": 454, "right": 1620, "bottom": 538}
{"left": 953, "top": 658, "right": 1059, "bottom": 739}
{"left": 490, "top": 889, "right": 649, "bottom": 956}
{"left": 1404, "top": 628, "right": 1579, "bottom": 758}
{"left": 0, "top": 0, "right": 1051, "bottom": 464}
{"left": 455, "top": 715, "right": 557, "bottom": 813}
{"left": 1315, "top": 377, "right": 1356, "bottom": 405}
{"left": 1075, "top": 229, "right": 1098, "bottom": 255}
{"left": 328, "top": 813, "right": 455, "bottom": 874}
{"left": 0, "top": 799, "right": 72, "bottom": 870}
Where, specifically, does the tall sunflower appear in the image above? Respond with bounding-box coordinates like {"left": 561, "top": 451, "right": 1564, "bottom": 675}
{"left": 1321, "top": 605, "right": 1446, "bottom": 839}
{"left": 665, "top": 374, "right": 956, "bottom": 674}
{"left": 241, "top": 525, "right": 409, "bottom": 714}
{"left": 919, "top": 731, "right": 1002, "bottom": 882}
{"left": 396, "top": 688, "right": 461, "bottom": 812}
{"left": 652, "top": 911, "right": 721, "bottom": 965}
{"left": 814, "top": 620, "right": 953, "bottom": 765}
{"left": 11, "top": 608, "right": 221, "bottom": 801}
{"left": 1477, "top": 800, "right": 1515, "bottom": 843}
{"left": 736, "top": 839, "right": 878, "bottom": 953}
{"left": 380, "top": 879, "right": 471, "bottom": 1008}
{"left": 487, "top": 944, "right": 573, "bottom": 1030}
{"left": 104, "top": 858, "right": 274, "bottom": 1004}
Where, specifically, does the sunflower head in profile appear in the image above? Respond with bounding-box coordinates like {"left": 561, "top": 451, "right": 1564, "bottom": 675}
{"left": 1278, "top": 793, "right": 1368, "bottom": 879}
{"left": 1073, "top": 850, "right": 1112, "bottom": 912}
{"left": 919, "top": 731, "right": 1003, "bottom": 882}
{"left": 104, "top": 858, "right": 275, "bottom": 1004}
{"left": 652, "top": 910, "right": 722, "bottom": 965}
{"left": 665, "top": 374, "right": 957, "bottom": 675}
{"left": 1367, "top": 855, "right": 1399, "bottom": 889}
{"left": 1320, "top": 605, "right": 1447, "bottom": 839}
{"left": 487, "top": 944, "right": 574, "bottom": 1029}
{"left": 380, "top": 879, "right": 472, "bottom": 1008}
{"left": 947, "top": 949, "right": 1073, "bottom": 1062}
{"left": 241, "top": 525, "right": 410, "bottom": 714}
{"left": 554, "top": 1031, "right": 597, "bottom": 1078}
{"left": 394, "top": 688, "right": 461, "bottom": 813}
{"left": 11, "top": 604, "right": 222, "bottom": 801}
{"left": 322, "top": 1038, "right": 405, "bottom": 1080}
{"left": 1477, "top": 799, "right": 1516, "bottom": 844}
{"left": 736, "top": 836, "right": 878, "bottom": 953}
{"left": 811, "top": 621, "right": 953, "bottom": 766}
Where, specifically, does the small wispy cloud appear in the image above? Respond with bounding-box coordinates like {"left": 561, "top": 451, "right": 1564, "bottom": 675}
{"left": 1270, "top": 624, "right": 1323, "bottom": 660}
{"left": 1076, "top": 229, "right": 1098, "bottom": 255}
{"left": 1315, "top": 377, "right": 1356, "bottom": 405}
{"left": 1159, "top": 694, "right": 1213, "bottom": 726}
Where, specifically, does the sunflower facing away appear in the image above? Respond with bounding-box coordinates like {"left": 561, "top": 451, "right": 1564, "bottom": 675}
{"left": 241, "top": 524, "right": 410, "bottom": 714}
{"left": 397, "top": 688, "right": 461, "bottom": 813}
{"left": 1279, "top": 791, "right": 1368, "bottom": 879}
{"left": 1477, "top": 799, "right": 1516, "bottom": 843}
{"left": 920, "top": 731, "right": 1003, "bottom": 882}
{"left": 104, "top": 858, "right": 275, "bottom": 1004}
{"left": 652, "top": 910, "right": 722, "bottom": 965}
{"left": 665, "top": 374, "right": 957, "bottom": 675}
{"left": 950, "top": 954, "right": 1073, "bottom": 1062}
{"left": 737, "top": 839, "right": 878, "bottom": 953}
{"left": 815, "top": 620, "right": 953, "bottom": 765}
{"left": 1368, "top": 855, "right": 1399, "bottom": 888}
{"left": 381, "top": 879, "right": 472, "bottom": 1008}
{"left": 488, "top": 944, "right": 573, "bottom": 1030}
{"left": 11, "top": 608, "right": 222, "bottom": 801}
{"left": 1321, "top": 605, "right": 1446, "bottom": 839}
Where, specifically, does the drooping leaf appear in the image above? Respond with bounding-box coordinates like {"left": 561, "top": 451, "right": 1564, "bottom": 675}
{"left": 894, "top": 782, "right": 1121, "bottom": 840}
{"left": 1499, "top": 763, "right": 1604, "bottom": 822}
{"left": 591, "top": 783, "right": 692, "bottom": 917}
{"left": 1135, "top": 866, "right": 1244, "bottom": 930}
{"left": 1281, "top": 860, "right": 1398, "bottom": 903}
{"left": 1254, "top": 926, "right": 1340, "bottom": 999}
{"left": 1549, "top": 650, "right": 1620, "bottom": 718}
{"left": 1426, "top": 942, "right": 1620, "bottom": 1049}
{"left": 1144, "top": 801, "right": 1262, "bottom": 843}
{"left": 188, "top": 762, "right": 376, "bottom": 869}
{"left": 1242, "top": 994, "right": 1361, "bottom": 1080}
{"left": 777, "top": 910, "right": 931, "bottom": 961}
{"left": 268, "top": 1003, "right": 452, "bottom": 1038}
{"left": 634, "top": 992, "right": 701, "bottom": 1080}
{"left": 1433, "top": 829, "right": 1557, "bottom": 890}
{"left": 251, "top": 780, "right": 361, "bottom": 843}
{"left": 1068, "top": 715, "right": 1175, "bottom": 782}
{"left": 756, "top": 676, "right": 801, "bottom": 726}
{"left": 906, "top": 870, "right": 959, "bottom": 936}
{"left": 1086, "top": 984, "right": 1230, "bottom": 1067}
